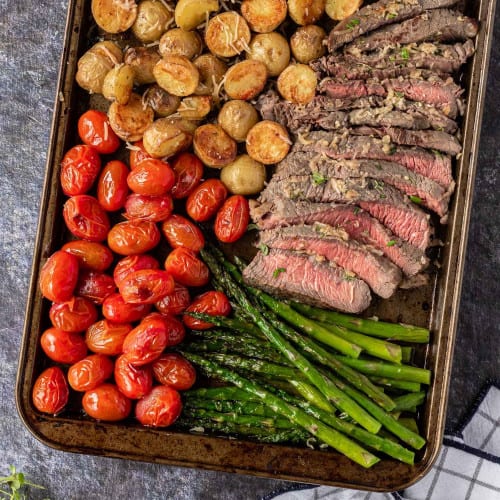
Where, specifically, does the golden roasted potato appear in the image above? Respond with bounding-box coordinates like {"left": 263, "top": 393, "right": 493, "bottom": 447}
{"left": 325, "top": 0, "right": 363, "bottom": 21}
{"left": 76, "top": 41, "right": 123, "bottom": 94}
{"left": 124, "top": 46, "right": 161, "bottom": 85}
{"left": 290, "top": 24, "right": 326, "bottom": 63}
{"left": 108, "top": 93, "right": 154, "bottom": 142}
{"left": 287, "top": 0, "right": 326, "bottom": 25}
{"left": 91, "top": 0, "right": 138, "bottom": 33}
{"left": 246, "top": 120, "right": 291, "bottom": 165}
{"left": 174, "top": 0, "right": 219, "bottom": 31}
{"left": 142, "top": 117, "right": 194, "bottom": 158}
{"left": 205, "top": 12, "right": 251, "bottom": 58}
{"left": 277, "top": 63, "right": 317, "bottom": 104}
{"left": 223, "top": 60, "right": 267, "bottom": 101}
{"left": 102, "top": 64, "right": 135, "bottom": 104}
{"left": 159, "top": 29, "right": 202, "bottom": 60}
{"left": 193, "top": 54, "right": 227, "bottom": 96}
{"left": 143, "top": 84, "right": 181, "bottom": 117}
{"left": 247, "top": 32, "right": 290, "bottom": 77}
{"left": 131, "top": 0, "right": 173, "bottom": 43}
{"left": 220, "top": 155, "right": 267, "bottom": 195}
{"left": 240, "top": 0, "right": 287, "bottom": 33}
{"left": 178, "top": 95, "right": 213, "bottom": 120}
{"left": 193, "top": 124, "right": 237, "bottom": 168}
{"left": 153, "top": 55, "right": 200, "bottom": 97}
{"left": 217, "top": 100, "right": 259, "bottom": 142}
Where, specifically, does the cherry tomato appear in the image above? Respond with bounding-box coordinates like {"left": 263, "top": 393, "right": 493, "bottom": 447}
{"left": 214, "top": 195, "right": 250, "bottom": 243}
{"left": 114, "top": 354, "right": 153, "bottom": 399}
{"left": 127, "top": 159, "right": 175, "bottom": 196}
{"left": 67, "top": 354, "right": 114, "bottom": 392}
{"left": 40, "top": 327, "right": 88, "bottom": 364}
{"left": 78, "top": 109, "right": 120, "bottom": 154}
{"left": 60, "top": 145, "right": 101, "bottom": 196}
{"left": 118, "top": 269, "right": 175, "bottom": 304}
{"left": 164, "top": 248, "right": 210, "bottom": 287}
{"left": 129, "top": 140, "right": 153, "bottom": 170}
{"left": 32, "top": 366, "right": 69, "bottom": 415}
{"left": 135, "top": 385, "right": 182, "bottom": 427}
{"left": 63, "top": 195, "right": 110, "bottom": 242}
{"left": 97, "top": 160, "right": 129, "bottom": 211}
{"left": 113, "top": 254, "right": 160, "bottom": 287}
{"left": 85, "top": 319, "right": 133, "bottom": 355}
{"left": 62, "top": 240, "right": 114, "bottom": 272}
{"left": 186, "top": 179, "right": 228, "bottom": 222}
{"left": 49, "top": 296, "right": 98, "bottom": 332}
{"left": 122, "top": 315, "right": 169, "bottom": 366}
{"left": 82, "top": 383, "right": 132, "bottom": 421}
{"left": 102, "top": 294, "right": 152, "bottom": 324}
{"left": 170, "top": 152, "right": 203, "bottom": 199}
{"left": 124, "top": 194, "right": 174, "bottom": 222}
{"left": 107, "top": 220, "right": 160, "bottom": 255}
{"left": 39, "top": 250, "right": 79, "bottom": 303}
{"left": 161, "top": 214, "right": 205, "bottom": 253}
{"left": 183, "top": 291, "right": 232, "bottom": 330}
{"left": 152, "top": 353, "right": 196, "bottom": 390}
{"left": 75, "top": 270, "right": 116, "bottom": 304}
{"left": 144, "top": 312, "right": 186, "bottom": 346}
{"left": 155, "top": 281, "right": 191, "bottom": 316}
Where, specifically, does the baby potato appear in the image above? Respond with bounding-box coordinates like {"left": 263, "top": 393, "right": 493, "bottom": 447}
{"left": 132, "top": 0, "right": 173, "bottom": 43}
{"left": 142, "top": 117, "right": 194, "bottom": 158}
{"left": 193, "top": 124, "right": 237, "bottom": 168}
{"left": 178, "top": 96, "right": 213, "bottom": 120}
{"left": 124, "top": 46, "right": 161, "bottom": 85}
{"left": 240, "top": 0, "right": 287, "bottom": 33}
{"left": 277, "top": 63, "right": 317, "bottom": 104}
{"left": 246, "top": 120, "right": 291, "bottom": 165}
{"left": 91, "top": 0, "right": 138, "bottom": 33}
{"left": 247, "top": 32, "right": 290, "bottom": 77}
{"left": 290, "top": 24, "right": 326, "bottom": 63}
{"left": 287, "top": 0, "right": 326, "bottom": 25}
{"left": 108, "top": 93, "right": 155, "bottom": 142}
{"left": 218, "top": 100, "right": 259, "bottom": 142}
{"left": 224, "top": 60, "right": 267, "bottom": 101}
{"left": 174, "top": 0, "right": 219, "bottom": 31}
{"left": 205, "top": 12, "right": 251, "bottom": 58}
{"left": 159, "top": 29, "right": 203, "bottom": 60}
{"left": 76, "top": 41, "right": 123, "bottom": 94}
{"left": 193, "top": 54, "right": 227, "bottom": 96}
{"left": 153, "top": 55, "right": 200, "bottom": 97}
{"left": 143, "top": 84, "right": 181, "bottom": 117}
{"left": 102, "top": 64, "right": 135, "bottom": 104}
{"left": 220, "top": 155, "right": 266, "bottom": 195}
{"left": 325, "top": 0, "right": 364, "bottom": 21}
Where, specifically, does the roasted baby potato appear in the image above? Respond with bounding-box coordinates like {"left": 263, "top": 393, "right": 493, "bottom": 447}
{"left": 224, "top": 60, "right": 267, "bottom": 101}
{"left": 246, "top": 120, "right": 291, "bottom": 165}
{"left": 91, "top": 0, "right": 138, "bottom": 33}
{"left": 193, "top": 124, "right": 237, "bottom": 168}
{"left": 247, "top": 32, "right": 290, "bottom": 77}
{"left": 287, "top": 0, "right": 326, "bottom": 25}
{"left": 142, "top": 117, "right": 194, "bottom": 158}
{"left": 290, "top": 24, "right": 326, "bottom": 63}
{"left": 153, "top": 55, "right": 200, "bottom": 97}
{"left": 102, "top": 64, "right": 135, "bottom": 104}
{"left": 193, "top": 54, "right": 227, "bottom": 97}
{"left": 240, "top": 0, "right": 287, "bottom": 33}
{"left": 277, "top": 63, "right": 317, "bottom": 104}
{"left": 159, "top": 28, "right": 203, "bottom": 60}
{"left": 205, "top": 12, "right": 251, "bottom": 58}
{"left": 124, "top": 46, "right": 161, "bottom": 85}
{"left": 325, "top": 0, "right": 364, "bottom": 21}
{"left": 220, "top": 154, "right": 267, "bottom": 195}
{"left": 108, "top": 93, "right": 154, "bottom": 142}
{"left": 143, "top": 84, "right": 181, "bottom": 117}
{"left": 174, "top": 0, "right": 219, "bottom": 31}
{"left": 178, "top": 95, "right": 213, "bottom": 120}
{"left": 132, "top": 0, "right": 173, "bottom": 42}
{"left": 217, "top": 100, "right": 259, "bottom": 142}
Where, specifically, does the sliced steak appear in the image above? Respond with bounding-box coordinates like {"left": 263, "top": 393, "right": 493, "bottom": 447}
{"left": 243, "top": 248, "right": 372, "bottom": 313}
{"left": 319, "top": 79, "right": 386, "bottom": 99}
{"left": 259, "top": 223, "right": 402, "bottom": 298}
{"left": 250, "top": 198, "right": 429, "bottom": 276}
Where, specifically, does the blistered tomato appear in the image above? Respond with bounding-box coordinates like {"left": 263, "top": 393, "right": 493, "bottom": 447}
{"left": 97, "top": 160, "right": 129, "bottom": 211}
{"left": 186, "top": 179, "right": 227, "bottom": 222}
{"left": 135, "top": 385, "right": 182, "bottom": 427}
{"left": 78, "top": 109, "right": 120, "bottom": 154}
{"left": 164, "top": 248, "right": 210, "bottom": 287}
{"left": 127, "top": 159, "right": 175, "bottom": 196}
{"left": 40, "top": 327, "right": 88, "bottom": 364}
{"left": 107, "top": 220, "right": 160, "bottom": 255}
{"left": 214, "top": 195, "right": 250, "bottom": 243}
{"left": 102, "top": 294, "right": 152, "bottom": 323}
{"left": 32, "top": 366, "right": 69, "bottom": 415}
{"left": 85, "top": 319, "right": 133, "bottom": 355}
{"left": 60, "top": 144, "right": 102, "bottom": 196}
{"left": 62, "top": 240, "right": 114, "bottom": 272}
{"left": 39, "top": 250, "right": 79, "bottom": 303}
{"left": 155, "top": 282, "right": 191, "bottom": 316}
{"left": 49, "top": 296, "right": 98, "bottom": 332}
{"left": 118, "top": 269, "right": 175, "bottom": 304}
{"left": 63, "top": 195, "right": 110, "bottom": 242}
{"left": 124, "top": 194, "right": 174, "bottom": 222}
{"left": 82, "top": 383, "right": 132, "bottom": 421}
{"left": 75, "top": 270, "right": 116, "bottom": 305}
{"left": 152, "top": 352, "right": 196, "bottom": 390}
{"left": 114, "top": 354, "right": 153, "bottom": 399}
{"left": 170, "top": 152, "right": 203, "bottom": 199}
{"left": 67, "top": 354, "right": 114, "bottom": 392}
{"left": 183, "top": 291, "right": 232, "bottom": 330}
{"left": 161, "top": 214, "right": 204, "bottom": 253}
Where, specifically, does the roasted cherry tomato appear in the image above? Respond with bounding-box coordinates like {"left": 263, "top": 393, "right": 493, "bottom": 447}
{"left": 124, "top": 194, "right": 174, "bottom": 222}
{"left": 61, "top": 240, "right": 114, "bottom": 272}
{"left": 118, "top": 269, "right": 175, "bottom": 304}
{"left": 107, "top": 220, "right": 161, "bottom": 255}
{"left": 161, "top": 214, "right": 204, "bottom": 253}
{"left": 113, "top": 254, "right": 160, "bottom": 287}
{"left": 170, "top": 152, "right": 204, "bottom": 199}
{"left": 127, "top": 159, "right": 175, "bottom": 196}
{"left": 114, "top": 354, "right": 153, "bottom": 399}
{"left": 63, "top": 195, "right": 110, "bottom": 242}
{"left": 67, "top": 354, "right": 114, "bottom": 392}
{"left": 183, "top": 291, "right": 232, "bottom": 330}
{"left": 32, "top": 366, "right": 69, "bottom": 415}
{"left": 40, "top": 327, "right": 88, "bottom": 364}
{"left": 49, "top": 296, "right": 98, "bottom": 332}
{"left": 186, "top": 179, "right": 227, "bottom": 222}
{"left": 135, "top": 385, "right": 182, "bottom": 427}
{"left": 39, "top": 250, "right": 79, "bottom": 303}
{"left": 97, "top": 160, "right": 129, "bottom": 211}
{"left": 60, "top": 145, "right": 101, "bottom": 196}
{"left": 129, "top": 140, "right": 153, "bottom": 170}
{"left": 155, "top": 282, "right": 191, "bottom": 316}
{"left": 152, "top": 353, "right": 196, "bottom": 390}
{"left": 82, "top": 383, "right": 132, "bottom": 421}
{"left": 214, "top": 195, "right": 250, "bottom": 243}
{"left": 75, "top": 270, "right": 116, "bottom": 305}
{"left": 144, "top": 312, "right": 186, "bottom": 346}
{"left": 85, "top": 318, "right": 133, "bottom": 355}
{"left": 164, "top": 248, "right": 210, "bottom": 287}
{"left": 102, "top": 293, "right": 152, "bottom": 324}
{"left": 78, "top": 109, "right": 120, "bottom": 154}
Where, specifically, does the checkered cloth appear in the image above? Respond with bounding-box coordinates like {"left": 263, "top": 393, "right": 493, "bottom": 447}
{"left": 264, "top": 384, "right": 500, "bottom": 500}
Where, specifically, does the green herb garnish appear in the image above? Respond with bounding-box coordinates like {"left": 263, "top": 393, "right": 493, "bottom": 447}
{"left": 246, "top": 223, "right": 259, "bottom": 232}
{"left": 386, "top": 12, "right": 397, "bottom": 19}
{"left": 394, "top": 91, "right": 404, "bottom": 98}
{"left": 273, "top": 267, "right": 286, "bottom": 279}
{"left": 409, "top": 195, "right": 422, "bottom": 204}
{"left": 259, "top": 243, "right": 270, "bottom": 256}
{"left": 431, "top": 149, "right": 443, "bottom": 159}
{"left": 400, "top": 48, "right": 410, "bottom": 60}
{"left": 0, "top": 465, "right": 46, "bottom": 500}
{"left": 346, "top": 19, "right": 360, "bottom": 30}
{"left": 312, "top": 172, "right": 328, "bottom": 185}
{"left": 353, "top": 206, "right": 361, "bottom": 215}
{"left": 386, "top": 240, "right": 397, "bottom": 247}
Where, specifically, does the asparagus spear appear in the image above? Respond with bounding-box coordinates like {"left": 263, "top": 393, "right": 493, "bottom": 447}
{"left": 393, "top": 392, "right": 427, "bottom": 412}
{"left": 369, "top": 377, "right": 422, "bottom": 393}
{"left": 185, "top": 398, "right": 278, "bottom": 417}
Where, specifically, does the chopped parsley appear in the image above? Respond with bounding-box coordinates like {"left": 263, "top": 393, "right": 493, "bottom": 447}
{"left": 258, "top": 243, "right": 270, "bottom": 256}
{"left": 386, "top": 240, "right": 397, "bottom": 247}
{"left": 312, "top": 172, "right": 328, "bottom": 185}
{"left": 394, "top": 91, "right": 404, "bottom": 98}
{"left": 344, "top": 273, "right": 356, "bottom": 282}
{"left": 386, "top": 12, "right": 397, "bottom": 19}
{"left": 409, "top": 195, "right": 422, "bottom": 204}
{"left": 400, "top": 48, "right": 410, "bottom": 60}
{"left": 375, "top": 162, "right": 383, "bottom": 170}
{"left": 432, "top": 149, "right": 443, "bottom": 159}
{"left": 353, "top": 206, "right": 361, "bottom": 215}
{"left": 346, "top": 19, "right": 360, "bottom": 30}
{"left": 273, "top": 267, "right": 286, "bottom": 279}
{"left": 246, "top": 223, "right": 259, "bottom": 232}
{"left": 388, "top": 145, "right": 397, "bottom": 155}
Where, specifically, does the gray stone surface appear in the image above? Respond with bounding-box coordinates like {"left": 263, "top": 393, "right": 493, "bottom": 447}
{"left": 0, "top": 1, "right": 498, "bottom": 498}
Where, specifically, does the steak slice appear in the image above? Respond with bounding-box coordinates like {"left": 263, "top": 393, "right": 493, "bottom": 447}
{"left": 258, "top": 223, "right": 402, "bottom": 298}
{"left": 242, "top": 248, "right": 372, "bottom": 313}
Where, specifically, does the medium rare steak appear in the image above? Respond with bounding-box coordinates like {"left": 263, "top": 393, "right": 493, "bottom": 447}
{"left": 258, "top": 223, "right": 402, "bottom": 298}
{"left": 242, "top": 248, "right": 372, "bottom": 313}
